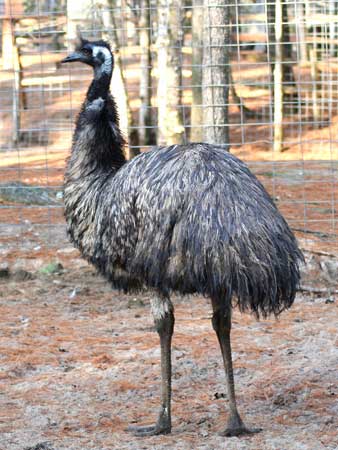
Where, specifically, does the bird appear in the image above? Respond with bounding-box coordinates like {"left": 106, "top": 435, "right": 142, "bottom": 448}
{"left": 61, "top": 38, "right": 304, "bottom": 437}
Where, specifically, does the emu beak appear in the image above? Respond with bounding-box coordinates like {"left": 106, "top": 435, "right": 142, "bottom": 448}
{"left": 61, "top": 52, "right": 82, "bottom": 63}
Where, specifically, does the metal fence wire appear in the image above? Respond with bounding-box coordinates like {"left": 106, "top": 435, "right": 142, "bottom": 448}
{"left": 0, "top": 0, "right": 337, "bottom": 268}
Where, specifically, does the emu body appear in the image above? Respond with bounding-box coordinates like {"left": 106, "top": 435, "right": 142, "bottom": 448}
{"left": 62, "top": 40, "right": 303, "bottom": 436}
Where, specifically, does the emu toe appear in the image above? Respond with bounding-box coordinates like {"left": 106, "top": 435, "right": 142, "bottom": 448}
{"left": 221, "top": 425, "right": 262, "bottom": 437}
{"left": 127, "top": 423, "right": 171, "bottom": 437}
{"left": 220, "top": 413, "right": 262, "bottom": 437}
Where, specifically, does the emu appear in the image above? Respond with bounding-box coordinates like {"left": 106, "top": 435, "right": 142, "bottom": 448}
{"left": 61, "top": 39, "right": 303, "bottom": 437}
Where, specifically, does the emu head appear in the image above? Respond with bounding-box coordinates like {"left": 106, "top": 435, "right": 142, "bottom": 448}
{"left": 61, "top": 39, "right": 113, "bottom": 75}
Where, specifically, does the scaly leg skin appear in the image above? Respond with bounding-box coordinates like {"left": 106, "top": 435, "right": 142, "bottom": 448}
{"left": 211, "top": 300, "right": 262, "bottom": 437}
{"left": 128, "top": 297, "right": 174, "bottom": 437}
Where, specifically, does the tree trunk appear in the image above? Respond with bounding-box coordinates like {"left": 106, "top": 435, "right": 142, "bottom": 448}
{"left": 190, "top": 0, "right": 203, "bottom": 142}
{"left": 267, "top": 0, "right": 299, "bottom": 151}
{"left": 329, "top": 0, "right": 337, "bottom": 57}
{"left": 202, "top": 0, "right": 230, "bottom": 146}
{"left": 296, "top": 2, "right": 307, "bottom": 63}
{"left": 310, "top": 47, "right": 320, "bottom": 126}
{"left": 12, "top": 44, "right": 22, "bottom": 144}
{"left": 281, "top": 2, "right": 298, "bottom": 114}
{"left": 2, "top": 19, "right": 15, "bottom": 70}
{"left": 157, "top": 0, "right": 185, "bottom": 146}
{"left": 273, "top": 0, "right": 283, "bottom": 153}
{"left": 139, "top": 0, "right": 154, "bottom": 147}
{"left": 267, "top": 0, "right": 298, "bottom": 116}
{"left": 103, "top": 2, "right": 140, "bottom": 158}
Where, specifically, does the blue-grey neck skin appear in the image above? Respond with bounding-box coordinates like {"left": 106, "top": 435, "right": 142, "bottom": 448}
{"left": 87, "top": 47, "right": 113, "bottom": 101}
{"left": 87, "top": 72, "right": 112, "bottom": 103}
{"left": 93, "top": 46, "right": 113, "bottom": 80}
{"left": 88, "top": 47, "right": 114, "bottom": 102}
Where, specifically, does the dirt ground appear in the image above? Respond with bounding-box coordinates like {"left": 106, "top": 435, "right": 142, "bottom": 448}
{"left": 0, "top": 249, "right": 337, "bottom": 450}
{"left": 0, "top": 43, "right": 337, "bottom": 450}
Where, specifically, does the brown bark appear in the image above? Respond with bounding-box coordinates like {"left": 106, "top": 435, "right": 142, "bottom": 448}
{"left": 138, "top": 0, "right": 154, "bottom": 147}
{"left": 202, "top": 0, "right": 230, "bottom": 146}
{"left": 190, "top": 0, "right": 203, "bottom": 142}
{"left": 267, "top": 0, "right": 298, "bottom": 117}
{"left": 329, "top": 0, "right": 337, "bottom": 57}
{"left": 157, "top": 0, "right": 185, "bottom": 146}
{"left": 2, "top": 19, "right": 15, "bottom": 70}
{"left": 104, "top": 1, "right": 140, "bottom": 158}
{"left": 2, "top": 16, "right": 24, "bottom": 143}
{"left": 309, "top": 47, "right": 320, "bottom": 125}
{"left": 273, "top": 0, "right": 283, "bottom": 153}
{"left": 296, "top": 2, "right": 307, "bottom": 63}
{"left": 12, "top": 44, "right": 22, "bottom": 144}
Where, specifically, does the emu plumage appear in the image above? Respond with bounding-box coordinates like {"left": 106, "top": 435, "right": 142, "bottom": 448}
{"left": 62, "top": 39, "right": 303, "bottom": 437}
{"left": 66, "top": 141, "right": 300, "bottom": 317}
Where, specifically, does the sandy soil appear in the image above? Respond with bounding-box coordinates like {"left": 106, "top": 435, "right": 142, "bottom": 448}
{"left": 0, "top": 42, "right": 337, "bottom": 450}
{"left": 0, "top": 261, "right": 337, "bottom": 450}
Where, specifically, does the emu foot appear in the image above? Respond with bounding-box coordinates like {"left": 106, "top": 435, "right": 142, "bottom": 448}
{"left": 220, "top": 412, "right": 262, "bottom": 437}
{"left": 127, "top": 410, "right": 171, "bottom": 437}
{"left": 127, "top": 423, "right": 171, "bottom": 437}
{"left": 221, "top": 425, "right": 262, "bottom": 437}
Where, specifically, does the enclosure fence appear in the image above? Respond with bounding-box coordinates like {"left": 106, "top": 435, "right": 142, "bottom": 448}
{"left": 0, "top": 0, "right": 337, "bottom": 268}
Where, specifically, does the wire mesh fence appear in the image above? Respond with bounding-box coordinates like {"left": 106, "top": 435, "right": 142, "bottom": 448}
{"left": 0, "top": 0, "right": 337, "bottom": 269}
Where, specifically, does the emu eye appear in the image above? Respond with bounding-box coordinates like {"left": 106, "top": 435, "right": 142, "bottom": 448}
{"left": 82, "top": 48, "right": 91, "bottom": 56}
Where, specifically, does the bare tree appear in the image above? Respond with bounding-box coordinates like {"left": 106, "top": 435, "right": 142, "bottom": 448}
{"left": 267, "top": 0, "right": 298, "bottom": 151}
{"left": 157, "top": 0, "right": 185, "bottom": 145}
{"left": 138, "top": 0, "right": 154, "bottom": 146}
{"left": 329, "top": 0, "right": 337, "bottom": 57}
{"left": 190, "top": 0, "right": 203, "bottom": 141}
{"left": 2, "top": 19, "right": 15, "bottom": 71}
{"left": 310, "top": 47, "right": 320, "bottom": 125}
{"left": 103, "top": 1, "right": 140, "bottom": 158}
{"left": 273, "top": 0, "right": 283, "bottom": 153}
{"left": 267, "top": 0, "right": 296, "bottom": 89}
{"left": 280, "top": 1, "right": 298, "bottom": 114}
{"left": 1, "top": 0, "right": 24, "bottom": 143}
{"left": 229, "top": 1, "right": 261, "bottom": 120}
{"left": 296, "top": 1, "right": 307, "bottom": 63}
{"left": 202, "top": 0, "right": 230, "bottom": 145}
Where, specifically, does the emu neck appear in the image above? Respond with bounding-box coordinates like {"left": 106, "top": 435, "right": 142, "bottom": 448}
{"left": 87, "top": 68, "right": 111, "bottom": 102}
{"left": 66, "top": 66, "right": 126, "bottom": 183}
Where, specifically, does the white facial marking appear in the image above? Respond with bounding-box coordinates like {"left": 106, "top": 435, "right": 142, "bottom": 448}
{"left": 93, "top": 46, "right": 112, "bottom": 74}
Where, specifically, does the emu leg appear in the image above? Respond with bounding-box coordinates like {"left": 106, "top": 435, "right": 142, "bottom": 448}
{"left": 211, "top": 300, "right": 261, "bottom": 437}
{"left": 128, "top": 297, "right": 174, "bottom": 436}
